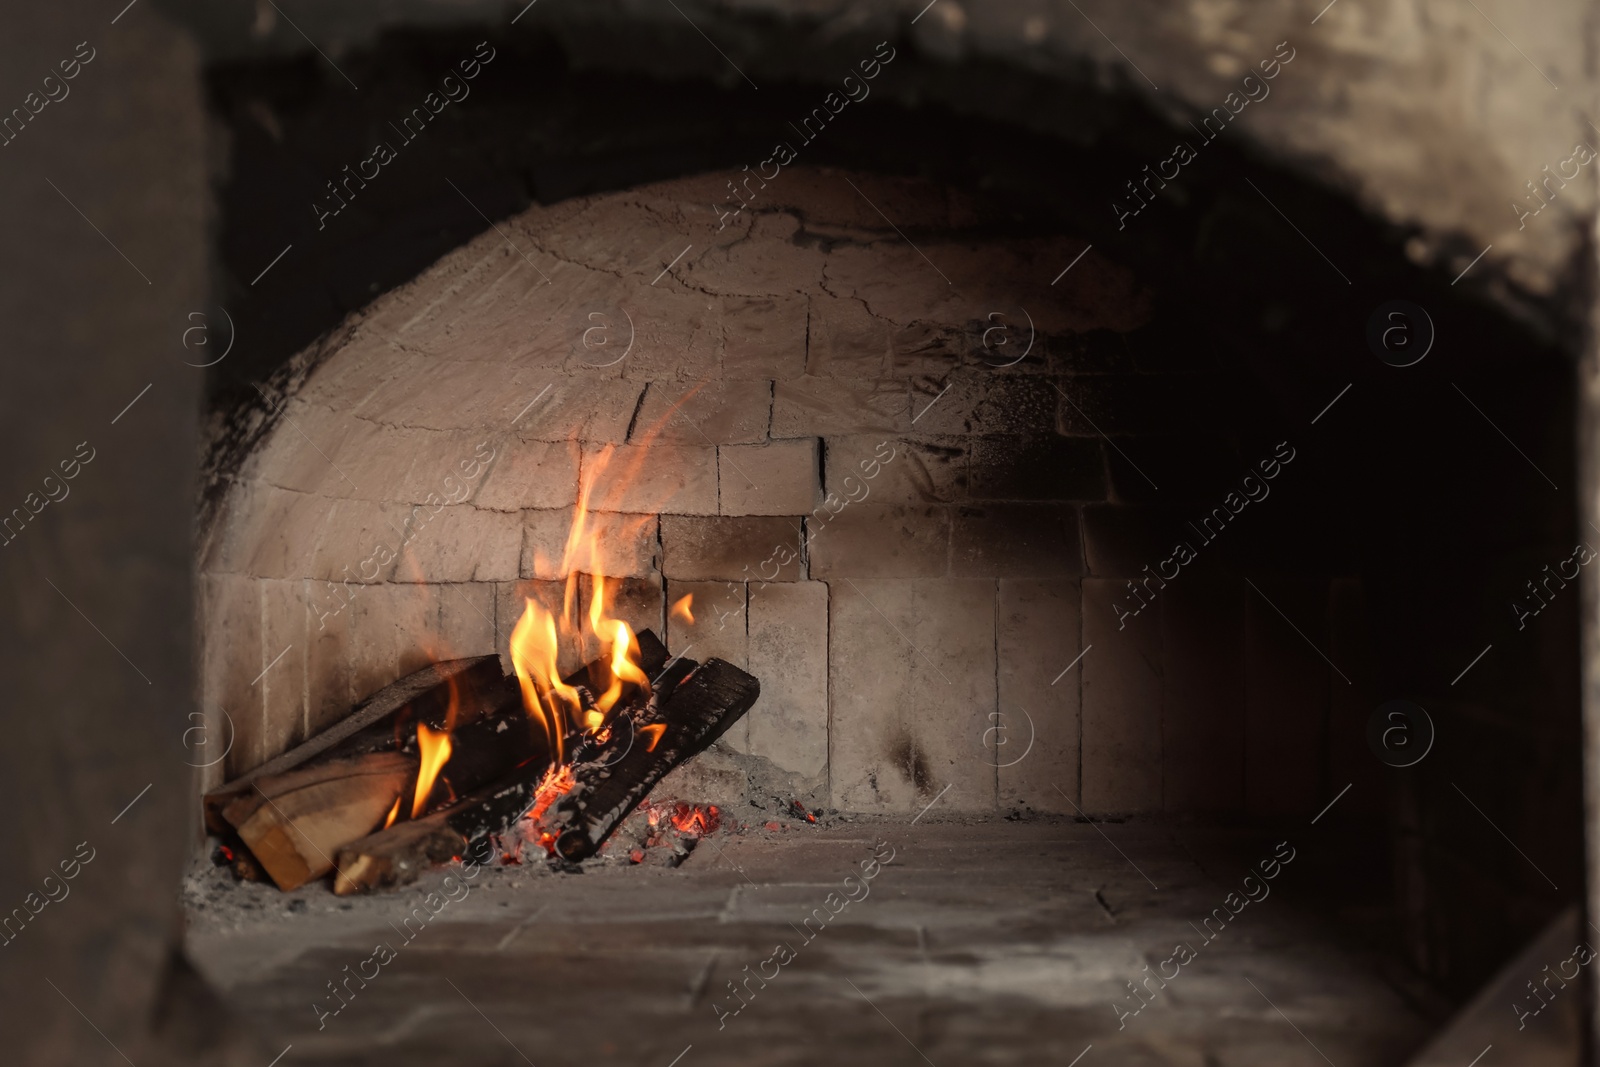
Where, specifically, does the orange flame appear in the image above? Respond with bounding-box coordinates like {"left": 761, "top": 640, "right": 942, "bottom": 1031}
{"left": 412, "top": 722, "right": 453, "bottom": 818}
{"left": 503, "top": 424, "right": 746, "bottom": 853}
{"left": 510, "top": 598, "right": 584, "bottom": 763}
{"left": 390, "top": 419, "right": 709, "bottom": 856}
{"left": 508, "top": 444, "right": 657, "bottom": 830}
{"left": 383, "top": 795, "right": 402, "bottom": 829}
{"left": 671, "top": 594, "right": 694, "bottom": 624}
{"left": 595, "top": 620, "right": 650, "bottom": 715}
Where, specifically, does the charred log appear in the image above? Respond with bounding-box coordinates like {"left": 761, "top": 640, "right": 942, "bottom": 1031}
{"left": 543, "top": 657, "right": 759, "bottom": 863}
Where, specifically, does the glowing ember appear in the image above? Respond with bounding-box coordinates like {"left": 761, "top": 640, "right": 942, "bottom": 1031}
{"left": 527, "top": 764, "right": 576, "bottom": 826}
{"left": 670, "top": 802, "right": 720, "bottom": 836}
{"left": 671, "top": 593, "right": 694, "bottom": 624}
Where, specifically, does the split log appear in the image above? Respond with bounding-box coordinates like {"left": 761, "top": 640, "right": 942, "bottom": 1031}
{"left": 202, "top": 655, "right": 505, "bottom": 834}
{"left": 546, "top": 658, "right": 759, "bottom": 862}
{"left": 220, "top": 698, "right": 569, "bottom": 891}
{"left": 223, "top": 752, "right": 414, "bottom": 891}
{"left": 330, "top": 819, "right": 472, "bottom": 894}
{"left": 332, "top": 763, "right": 560, "bottom": 894}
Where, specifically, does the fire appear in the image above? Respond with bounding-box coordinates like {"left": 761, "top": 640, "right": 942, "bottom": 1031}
{"left": 412, "top": 723, "right": 452, "bottom": 818}
{"left": 380, "top": 420, "right": 702, "bottom": 860}
{"left": 407, "top": 669, "right": 461, "bottom": 821}
{"left": 490, "top": 409, "right": 714, "bottom": 859}
{"left": 507, "top": 445, "right": 660, "bottom": 848}
{"left": 671, "top": 594, "right": 694, "bottom": 624}
{"left": 510, "top": 600, "right": 583, "bottom": 763}
{"left": 594, "top": 620, "right": 649, "bottom": 718}
{"left": 509, "top": 572, "right": 651, "bottom": 756}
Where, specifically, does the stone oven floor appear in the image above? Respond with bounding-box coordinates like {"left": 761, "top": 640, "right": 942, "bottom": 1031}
{"left": 184, "top": 817, "right": 1438, "bottom": 1066}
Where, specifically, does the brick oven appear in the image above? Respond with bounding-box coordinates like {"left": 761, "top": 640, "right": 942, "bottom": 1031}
{"left": 187, "top": 161, "right": 1451, "bottom": 1062}
{"left": 197, "top": 166, "right": 1369, "bottom": 828}
{"left": 4, "top": 5, "right": 1588, "bottom": 1067}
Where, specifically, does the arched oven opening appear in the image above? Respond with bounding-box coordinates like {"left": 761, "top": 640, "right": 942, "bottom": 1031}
{"left": 185, "top": 20, "right": 1580, "bottom": 1065}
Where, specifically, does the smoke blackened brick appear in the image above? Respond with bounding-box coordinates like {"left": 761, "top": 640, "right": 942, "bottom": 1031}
{"left": 824, "top": 435, "right": 966, "bottom": 505}
{"left": 969, "top": 435, "right": 1105, "bottom": 501}
{"left": 772, "top": 377, "right": 909, "bottom": 437}
{"left": 951, "top": 504, "right": 1083, "bottom": 579}
{"left": 1102, "top": 435, "right": 1239, "bottom": 505}
{"left": 1082, "top": 578, "right": 1162, "bottom": 813}
{"left": 1081, "top": 504, "right": 1192, "bottom": 578}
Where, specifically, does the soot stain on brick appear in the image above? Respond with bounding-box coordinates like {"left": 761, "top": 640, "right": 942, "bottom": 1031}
{"left": 969, "top": 435, "right": 1104, "bottom": 501}
{"left": 888, "top": 732, "right": 932, "bottom": 794}
{"left": 902, "top": 441, "right": 965, "bottom": 501}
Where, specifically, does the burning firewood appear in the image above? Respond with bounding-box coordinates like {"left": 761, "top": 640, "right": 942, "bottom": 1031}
{"left": 222, "top": 696, "right": 584, "bottom": 891}
{"left": 202, "top": 655, "right": 507, "bottom": 835}
{"left": 329, "top": 652, "right": 757, "bottom": 891}
{"left": 207, "top": 446, "right": 775, "bottom": 893}
{"left": 305, "top": 630, "right": 666, "bottom": 893}
{"left": 537, "top": 657, "right": 759, "bottom": 862}
{"left": 204, "top": 631, "right": 675, "bottom": 886}
{"left": 206, "top": 470, "right": 766, "bottom": 895}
